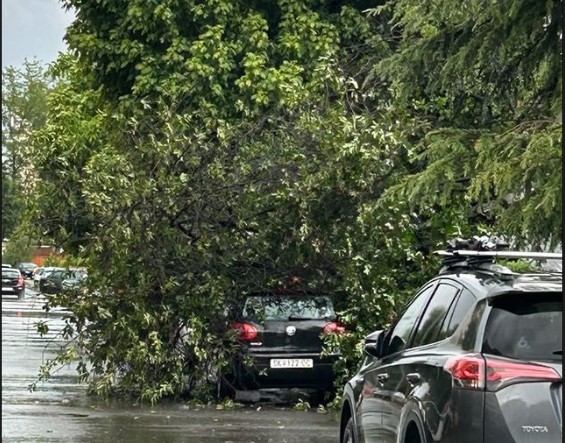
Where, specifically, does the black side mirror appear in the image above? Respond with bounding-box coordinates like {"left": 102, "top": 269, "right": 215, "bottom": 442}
{"left": 364, "top": 329, "right": 384, "bottom": 358}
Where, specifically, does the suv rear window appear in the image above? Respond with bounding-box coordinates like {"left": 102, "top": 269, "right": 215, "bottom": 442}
{"left": 243, "top": 295, "right": 336, "bottom": 322}
{"left": 483, "top": 293, "right": 562, "bottom": 362}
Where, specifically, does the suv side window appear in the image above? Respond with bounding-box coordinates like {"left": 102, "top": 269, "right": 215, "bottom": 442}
{"left": 386, "top": 285, "right": 435, "bottom": 355}
{"left": 411, "top": 283, "right": 460, "bottom": 347}
{"left": 438, "top": 288, "right": 477, "bottom": 340}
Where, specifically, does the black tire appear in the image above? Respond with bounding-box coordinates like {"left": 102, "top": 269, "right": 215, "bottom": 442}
{"left": 342, "top": 416, "right": 356, "bottom": 443}
{"left": 218, "top": 376, "right": 236, "bottom": 399}
{"left": 312, "top": 389, "right": 331, "bottom": 406}
{"left": 403, "top": 412, "right": 429, "bottom": 443}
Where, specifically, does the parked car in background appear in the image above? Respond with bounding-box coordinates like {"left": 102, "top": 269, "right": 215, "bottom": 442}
{"left": 16, "top": 262, "right": 38, "bottom": 279}
{"left": 61, "top": 269, "right": 88, "bottom": 291}
{"left": 40, "top": 268, "right": 87, "bottom": 294}
{"left": 33, "top": 266, "right": 65, "bottom": 289}
{"left": 2, "top": 267, "right": 26, "bottom": 299}
{"left": 340, "top": 246, "right": 562, "bottom": 443}
{"left": 224, "top": 291, "right": 346, "bottom": 403}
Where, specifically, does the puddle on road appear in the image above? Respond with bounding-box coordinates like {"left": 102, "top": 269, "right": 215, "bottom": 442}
{"left": 3, "top": 399, "right": 340, "bottom": 442}
{"left": 2, "top": 306, "right": 339, "bottom": 442}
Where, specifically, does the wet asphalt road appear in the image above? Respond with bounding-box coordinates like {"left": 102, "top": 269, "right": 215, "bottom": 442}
{"left": 2, "top": 284, "right": 341, "bottom": 442}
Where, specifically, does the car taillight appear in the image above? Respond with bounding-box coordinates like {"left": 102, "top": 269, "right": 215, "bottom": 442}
{"left": 444, "top": 354, "right": 486, "bottom": 389}
{"left": 323, "top": 322, "right": 346, "bottom": 334}
{"left": 232, "top": 322, "right": 258, "bottom": 341}
{"left": 444, "top": 354, "right": 560, "bottom": 391}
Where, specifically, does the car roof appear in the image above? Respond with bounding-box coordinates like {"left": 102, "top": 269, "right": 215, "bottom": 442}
{"left": 2, "top": 267, "right": 20, "bottom": 272}
{"left": 433, "top": 270, "right": 562, "bottom": 300}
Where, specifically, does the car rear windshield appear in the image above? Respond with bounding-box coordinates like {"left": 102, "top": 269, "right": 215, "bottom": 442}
{"left": 243, "top": 295, "right": 336, "bottom": 322}
{"left": 2, "top": 270, "right": 20, "bottom": 278}
{"left": 483, "top": 292, "right": 562, "bottom": 362}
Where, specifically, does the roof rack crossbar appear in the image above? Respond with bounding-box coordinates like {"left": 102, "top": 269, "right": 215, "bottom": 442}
{"left": 435, "top": 251, "right": 562, "bottom": 260}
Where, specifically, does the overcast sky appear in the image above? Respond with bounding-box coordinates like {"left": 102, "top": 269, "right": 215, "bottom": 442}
{"left": 2, "top": 0, "right": 75, "bottom": 68}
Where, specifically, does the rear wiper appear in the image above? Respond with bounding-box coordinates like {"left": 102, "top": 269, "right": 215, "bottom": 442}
{"left": 552, "top": 350, "right": 562, "bottom": 355}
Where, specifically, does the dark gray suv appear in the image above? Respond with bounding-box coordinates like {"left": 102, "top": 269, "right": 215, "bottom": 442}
{"left": 340, "top": 251, "right": 562, "bottom": 443}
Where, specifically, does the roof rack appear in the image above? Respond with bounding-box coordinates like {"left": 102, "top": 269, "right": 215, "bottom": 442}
{"left": 435, "top": 250, "right": 562, "bottom": 277}
{"left": 436, "top": 236, "right": 562, "bottom": 276}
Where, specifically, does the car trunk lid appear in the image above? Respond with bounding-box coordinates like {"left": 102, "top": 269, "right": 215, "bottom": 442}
{"left": 482, "top": 291, "right": 562, "bottom": 441}
{"left": 256, "top": 319, "right": 329, "bottom": 353}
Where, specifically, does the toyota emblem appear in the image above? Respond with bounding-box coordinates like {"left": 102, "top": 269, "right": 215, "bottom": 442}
{"left": 286, "top": 326, "right": 296, "bottom": 336}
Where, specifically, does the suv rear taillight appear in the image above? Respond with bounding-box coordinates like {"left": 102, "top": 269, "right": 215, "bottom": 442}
{"left": 323, "top": 321, "right": 346, "bottom": 334}
{"left": 444, "top": 354, "right": 561, "bottom": 391}
{"left": 232, "top": 322, "right": 258, "bottom": 341}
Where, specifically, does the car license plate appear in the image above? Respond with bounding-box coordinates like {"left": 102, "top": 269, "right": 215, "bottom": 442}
{"left": 270, "top": 358, "right": 313, "bottom": 369}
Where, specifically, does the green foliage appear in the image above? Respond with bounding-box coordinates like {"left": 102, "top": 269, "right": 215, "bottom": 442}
{"left": 497, "top": 259, "right": 539, "bottom": 273}
{"left": 34, "top": 0, "right": 386, "bottom": 403}
{"left": 215, "top": 397, "right": 237, "bottom": 410}
{"left": 1, "top": 227, "right": 35, "bottom": 265}
{"left": 26, "top": 0, "right": 561, "bottom": 405}
{"left": 42, "top": 254, "right": 69, "bottom": 268}
{"left": 369, "top": 0, "right": 562, "bottom": 248}
{"left": 2, "top": 175, "right": 25, "bottom": 240}
{"left": 2, "top": 59, "right": 51, "bottom": 239}
{"left": 29, "top": 54, "right": 110, "bottom": 255}
{"left": 292, "top": 398, "right": 311, "bottom": 411}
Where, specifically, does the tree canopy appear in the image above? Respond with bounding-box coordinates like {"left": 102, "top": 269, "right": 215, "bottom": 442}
{"left": 25, "top": 0, "right": 561, "bottom": 403}
{"left": 369, "top": 0, "right": 562, "bottom": 247}
{"left": 2, "top": 59, "right": 51, "bottom": 240}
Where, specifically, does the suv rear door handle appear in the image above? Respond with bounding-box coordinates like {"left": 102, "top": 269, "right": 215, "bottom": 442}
{"left": 377, "top": 373, "right": 389, "bottom": 382}
{"left": 406, "top": 373, "right": 421, "bottom": 386}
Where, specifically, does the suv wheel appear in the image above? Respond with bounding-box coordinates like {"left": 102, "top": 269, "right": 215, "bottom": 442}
{"left": 404, "top": 414, "right": 428, "bottom": 443}
{"left": 342, "top": 417, "right": 356, "bottom": 443}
